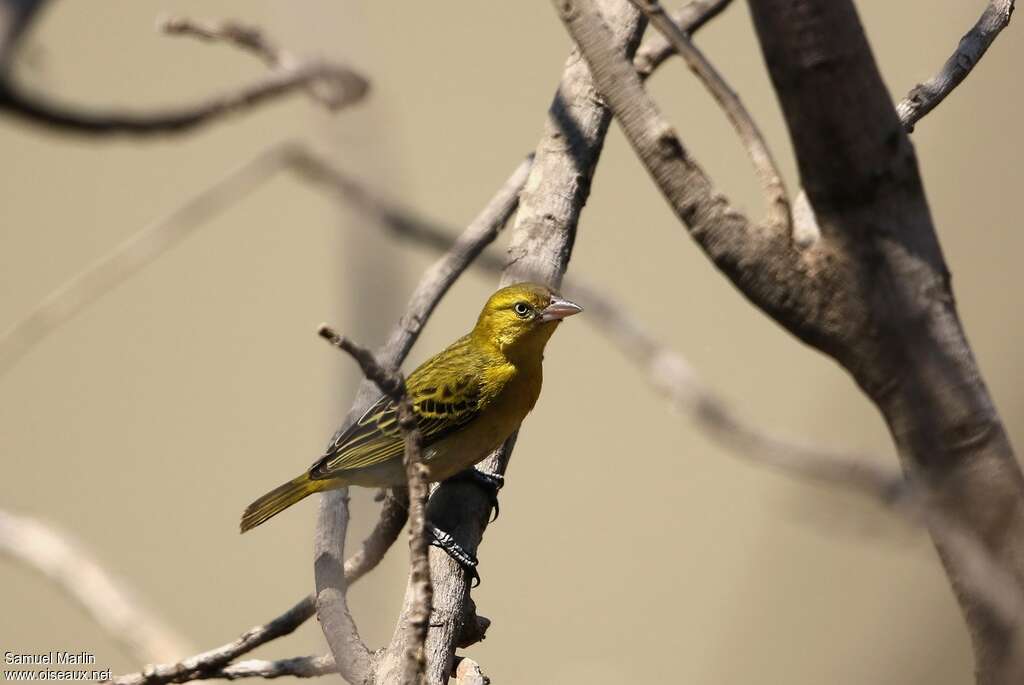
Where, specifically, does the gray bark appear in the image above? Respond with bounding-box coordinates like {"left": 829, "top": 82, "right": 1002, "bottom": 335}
{"left": 555, "top": 0, "right": 1024, "bottom": 681}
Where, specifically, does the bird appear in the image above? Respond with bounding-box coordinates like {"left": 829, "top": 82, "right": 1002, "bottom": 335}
{"left": 240, "top": 282, "right": 582, "bottom": 533}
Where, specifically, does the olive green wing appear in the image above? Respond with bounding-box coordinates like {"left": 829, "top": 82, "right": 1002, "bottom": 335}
{"left": 309, "top": 341, "right": 484, "bottom": 479}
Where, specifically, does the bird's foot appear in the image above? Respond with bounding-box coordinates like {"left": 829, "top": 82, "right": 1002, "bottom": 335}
{"left": 428, "top": 524, "right": 480, "bottom": 587}
{"left": 447, "top": 468, "right": 505, "bottom": 521}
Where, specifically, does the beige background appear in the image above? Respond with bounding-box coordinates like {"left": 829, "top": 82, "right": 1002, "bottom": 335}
{"left": 1, "top": 1, "right": 1021, "bottom": 683}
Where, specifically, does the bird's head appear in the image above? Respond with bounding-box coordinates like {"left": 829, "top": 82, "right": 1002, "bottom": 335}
{"left": 472, "top": 282, "right": 582, "bottom": 362}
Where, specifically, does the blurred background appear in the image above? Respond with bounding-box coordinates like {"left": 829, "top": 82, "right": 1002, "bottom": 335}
{"left": 1, "top": 1, "right": 1020, "bottom": 683}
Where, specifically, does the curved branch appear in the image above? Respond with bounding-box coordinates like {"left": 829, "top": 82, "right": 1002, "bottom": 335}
{"left": 158, "top": 16, "right": 347, "bottom": 109}
{"left": 897, "top": 0, "right": 1015, "bottom": 131}
{"left": 0, "top": 510, "right": 192, "bottom": 665}
{"left": 314, "top": 491, "right": 373, "bottom": 683}
{"left": 0, "top": 59, "right": 367, "bottom": 135}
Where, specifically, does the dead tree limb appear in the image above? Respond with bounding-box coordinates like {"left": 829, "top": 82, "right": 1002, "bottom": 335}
{"left": 553, "top": 0, "right": 1024, "bottom": 681}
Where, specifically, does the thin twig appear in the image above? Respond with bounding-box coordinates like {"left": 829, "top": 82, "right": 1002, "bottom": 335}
{"left": 896, "top": 0, "right": 1015, "bottom": 131}
{"left": 316, "top": 327, "right": 431, "bottom": 685}
{"left": 628, "top": 0, "right": 790, "bottom": 231}
{"left": 633, "top": 0, "right": 734, "bottom": 78}
{"left": 0, "top": 510, "right": 193, "bottom": 665}
{"left": 159, "top": 16, "right": 287, "bottom": 65}
{"left": 157, "top": 16, "right": 344, "bottom": 109}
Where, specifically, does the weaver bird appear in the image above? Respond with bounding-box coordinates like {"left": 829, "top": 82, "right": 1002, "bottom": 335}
{"left": 241, "top": 282, "right": 582, "bottom": 533}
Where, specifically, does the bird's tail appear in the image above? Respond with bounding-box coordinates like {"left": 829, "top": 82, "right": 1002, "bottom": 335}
{"left": 240, "top": 474, "right": 327, "bottom": 533}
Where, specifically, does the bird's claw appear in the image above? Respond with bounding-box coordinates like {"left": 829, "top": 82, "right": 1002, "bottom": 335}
{"left": 429, "top": 524, "right": 481, "bottom": 587}
{"left": 449, "top": 469, "right": 505, "bottom": 522}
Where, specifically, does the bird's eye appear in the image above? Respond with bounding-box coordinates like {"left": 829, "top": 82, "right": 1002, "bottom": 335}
{"left": 513, "top": 302, "right": 532, "bottom": 318}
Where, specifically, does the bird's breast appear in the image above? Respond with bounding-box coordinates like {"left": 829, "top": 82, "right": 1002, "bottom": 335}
{"left": 423, "top": 363, "right": 542, "bottom": 481}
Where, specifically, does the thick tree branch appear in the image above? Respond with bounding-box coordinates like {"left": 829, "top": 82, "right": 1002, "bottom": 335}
{"left": 314, "top": 490, "right": 373, "bottom": 684}
{"left": 628, "top": 0, "right": 790, "bottom": 231}
{"left": 551, "top": 0, "right": 819, "bottom": 349}
{"left": 0, "top": 510, "right": 193, "bottom": 665}
{"left": 553, "top": 0, "right": 1024, "bottom": 680}
{"left": 897, "top": 0, "right": 1015, "bottom": 131}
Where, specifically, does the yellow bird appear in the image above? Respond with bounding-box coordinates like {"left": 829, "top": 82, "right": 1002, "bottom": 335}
{"left": 241, "top": 282, "right": 582, "bottom": 533}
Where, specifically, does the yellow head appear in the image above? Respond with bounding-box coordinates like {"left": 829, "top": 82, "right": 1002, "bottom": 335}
{"left": 471, "top": 282, "right": 582, "bottom": 363}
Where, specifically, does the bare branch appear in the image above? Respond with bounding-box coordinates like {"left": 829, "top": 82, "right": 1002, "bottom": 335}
{"left": 0, "top": 509, "right": 192, "bottom": 665}
{"left": 316, "top": 327, "right": 432, "bottom": 684}
{"left": 0, "top": 57, "right": 366, "bottom": 135}
{"left": 105, "top": 596, "right": 312, "bottom": 685}
{"left": 550, "top": 0, "right": 811, "bottom": 339}
{"left": 119, "top": 655, "right": 336, "bottom": 683}
{"left": 159, "top": 16, "right": 286, "bottom": 65}
{"left": 897, "top": 0, "right": 1015, "bottom": 131}
{"left": 314, "top": 490, "right": 373, "bottom": 684}
{"left": 158, "top": 16, "right": 346, "bottom": 109}
{"left": 628, "top": 0, "right": 790, "bottom": 231}
{"left": 633, "top": 0, "right": 734, "bottom": 78}
{"left": 213, "top": 655, "right": 335, "bottom": 681}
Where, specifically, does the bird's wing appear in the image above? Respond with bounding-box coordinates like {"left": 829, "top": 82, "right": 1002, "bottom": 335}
{"left": 309, "top": 343, "right": 485, "bottom": 479}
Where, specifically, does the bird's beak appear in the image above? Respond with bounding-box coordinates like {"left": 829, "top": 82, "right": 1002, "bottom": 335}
{"left": 539, "top": 296, "right": 583, "bottom": 322}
